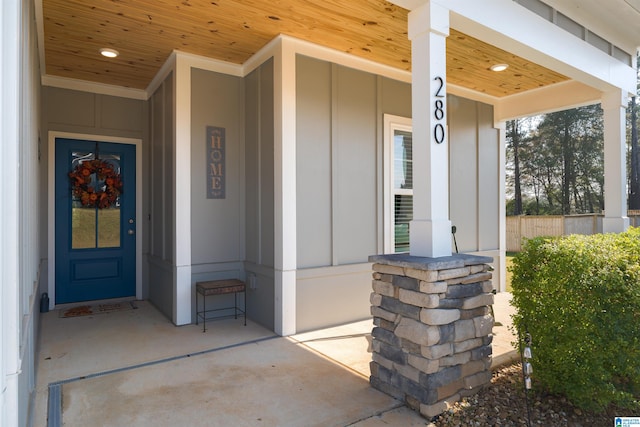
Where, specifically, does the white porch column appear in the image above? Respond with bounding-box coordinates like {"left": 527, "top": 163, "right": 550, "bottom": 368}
{"left": 408, "top": 1, "right": 452, "bottom": 258}
{"left": 602, "top": 90, "right": 630, "bottom": 233}
{"left": 497, "top": 120, "right": 507, "bottom": 292}
{"left": 1, "top": 0, "right": 20, "bottom": 424}
{"left": 273, "top": 38, "right": 297, "bottom": 336}
{"left": 174, "top": 55, "right": 192, "bottom": 325}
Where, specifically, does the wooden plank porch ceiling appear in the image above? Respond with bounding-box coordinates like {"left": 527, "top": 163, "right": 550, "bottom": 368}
{"left": 42, "top": 0, "right": 568, "bottom": 96}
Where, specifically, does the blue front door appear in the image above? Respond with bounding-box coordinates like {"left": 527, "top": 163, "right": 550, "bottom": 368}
{"left": 55, "top": 138, "right": 136, "bottom": 304}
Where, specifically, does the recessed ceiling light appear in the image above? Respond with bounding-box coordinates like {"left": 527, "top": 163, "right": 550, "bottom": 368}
{"left": 100, "top": 48, "right": 119, "bottom": 58}
{"left": 490, "top": 63, "right": 509, "bottom": 72}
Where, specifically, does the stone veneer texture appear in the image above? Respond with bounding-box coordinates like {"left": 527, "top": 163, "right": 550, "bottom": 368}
{"left": 368, "top": 253, "right": 494, "bottom": 419}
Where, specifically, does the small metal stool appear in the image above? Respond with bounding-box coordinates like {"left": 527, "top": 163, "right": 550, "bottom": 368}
{"left": 195, "top": 279, "right": 246, "bottom": 332}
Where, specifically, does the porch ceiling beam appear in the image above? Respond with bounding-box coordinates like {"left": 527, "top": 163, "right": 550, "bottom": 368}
{"left": 494, "top": 80, "right": 603, "bottom": 122}
{"left": 543, "top": 0, "right": 640, "bottom": 55}
{"left": 392, "top": 0, "right": 636, "bottom": 96}
{"left": 441, "top": 0, "right": 636, "bottom": 95}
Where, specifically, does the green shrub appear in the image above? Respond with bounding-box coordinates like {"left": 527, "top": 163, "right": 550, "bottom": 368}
{"left": 510, "top": 228, "right": 640, "bottom": 411}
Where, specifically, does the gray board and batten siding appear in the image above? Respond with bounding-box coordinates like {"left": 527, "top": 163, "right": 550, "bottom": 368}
{"left": 294, "top": 55, "right": 500, "bottom": 332}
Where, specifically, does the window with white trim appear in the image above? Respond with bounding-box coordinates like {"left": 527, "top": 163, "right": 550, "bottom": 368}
{"left": 384, "top": 114, "right": 413, "bottom": 253}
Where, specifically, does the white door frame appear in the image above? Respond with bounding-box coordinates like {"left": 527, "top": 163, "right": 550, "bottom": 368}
{"left": 47, "top": 131, "right": 143, "bottom": 309}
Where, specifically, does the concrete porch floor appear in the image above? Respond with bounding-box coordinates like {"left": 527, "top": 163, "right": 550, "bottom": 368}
{"left": 33, "top": 293, "right": 517, "bottom": 426}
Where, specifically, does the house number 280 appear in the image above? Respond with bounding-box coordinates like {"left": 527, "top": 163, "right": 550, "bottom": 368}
{"left": 434, "top": 76, "right": 445, "bottom": 144}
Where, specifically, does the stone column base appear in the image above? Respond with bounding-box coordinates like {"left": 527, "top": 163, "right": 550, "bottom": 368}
{"left": 368, "top": 253, "right": 494, "bottom": 420}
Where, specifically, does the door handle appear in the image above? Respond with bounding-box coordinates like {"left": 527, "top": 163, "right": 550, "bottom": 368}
{"left": 128, "top": 229, "right": 135, "bottom": 235}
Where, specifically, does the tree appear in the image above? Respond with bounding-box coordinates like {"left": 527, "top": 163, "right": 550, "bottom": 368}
{"left": 520, "top": 125, "right": 561, "bottom": 214}
{"left": 507, "top": 119, "right": 523, "bottom": 215}
{"left": 506, "top": 105, "right": 604, "bottom": 215}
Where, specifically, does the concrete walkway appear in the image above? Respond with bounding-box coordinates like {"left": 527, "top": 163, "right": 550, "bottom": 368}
{"left": 33, "top": 294, "right": 517, "bottom": 426}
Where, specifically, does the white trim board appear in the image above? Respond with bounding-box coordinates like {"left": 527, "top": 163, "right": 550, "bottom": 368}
{"left": 383, "top": 114, "right": 413, "bottom": 254}
{"left": 41, "top": 74, "right": 148, "bottom": 100}
{"left": 172, "top": 54, "right": 193, "bottom": 326}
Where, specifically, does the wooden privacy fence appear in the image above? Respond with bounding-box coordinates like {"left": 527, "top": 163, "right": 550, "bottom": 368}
{"left": 506, "top": 211, "right": 640, "bottom": 252}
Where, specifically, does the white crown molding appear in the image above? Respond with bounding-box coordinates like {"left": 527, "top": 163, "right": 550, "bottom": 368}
{"left": 388, "top": 0, "right": 425, "bottom": 11}
{"left": 171, "top": 50, "right": 243, "bottom": 77}
{"left": 34, "top": 0, "right": 46, "bottom": 86}
{"left": 41, "top": 74, "right": 148, "bottom": 100}
{"left": 283, "top": 34, "right": 412, "bottom": 84}
{"left": 164, "top": 34, "right": 412, "bottom": 84}
{"left": 242, "top": 36, "right": 281, "bottom": 76}
{"left": 37, "top": 36, "right": 608, "bottom": 121}
{"left": 145, "top": 51, "right": 177, "bottom": 97}
{"left": 41, "top": 33, "right": 412, "bottom": 101}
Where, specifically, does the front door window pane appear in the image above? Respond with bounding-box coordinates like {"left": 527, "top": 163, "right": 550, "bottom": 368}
{"left": 393, "top": 129, "right": 413, "bottom": 253}
{"left": 97, "top": 155, "right": 121, "bottom": 248}
{"left": 71, "top": 151, "right": 96, "bottom": 249}
{"left": 394, "top": 194, "right": 412, "bottom": 252}
{"left": 394, "top": 130, "right": 413, "bottom": 190}
{"left": 72, "top": 206, "right": 97, "bottom": 249}
{"left": 98, "top": 208, "right": 121, "bottom": 248}
{"left": 70, "top": 151, "right": 122, "bottom": 249}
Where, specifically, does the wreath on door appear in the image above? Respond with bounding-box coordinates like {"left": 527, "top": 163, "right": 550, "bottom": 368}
{"left": 69, "top": 159, "right": 123, "bottom": 209}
